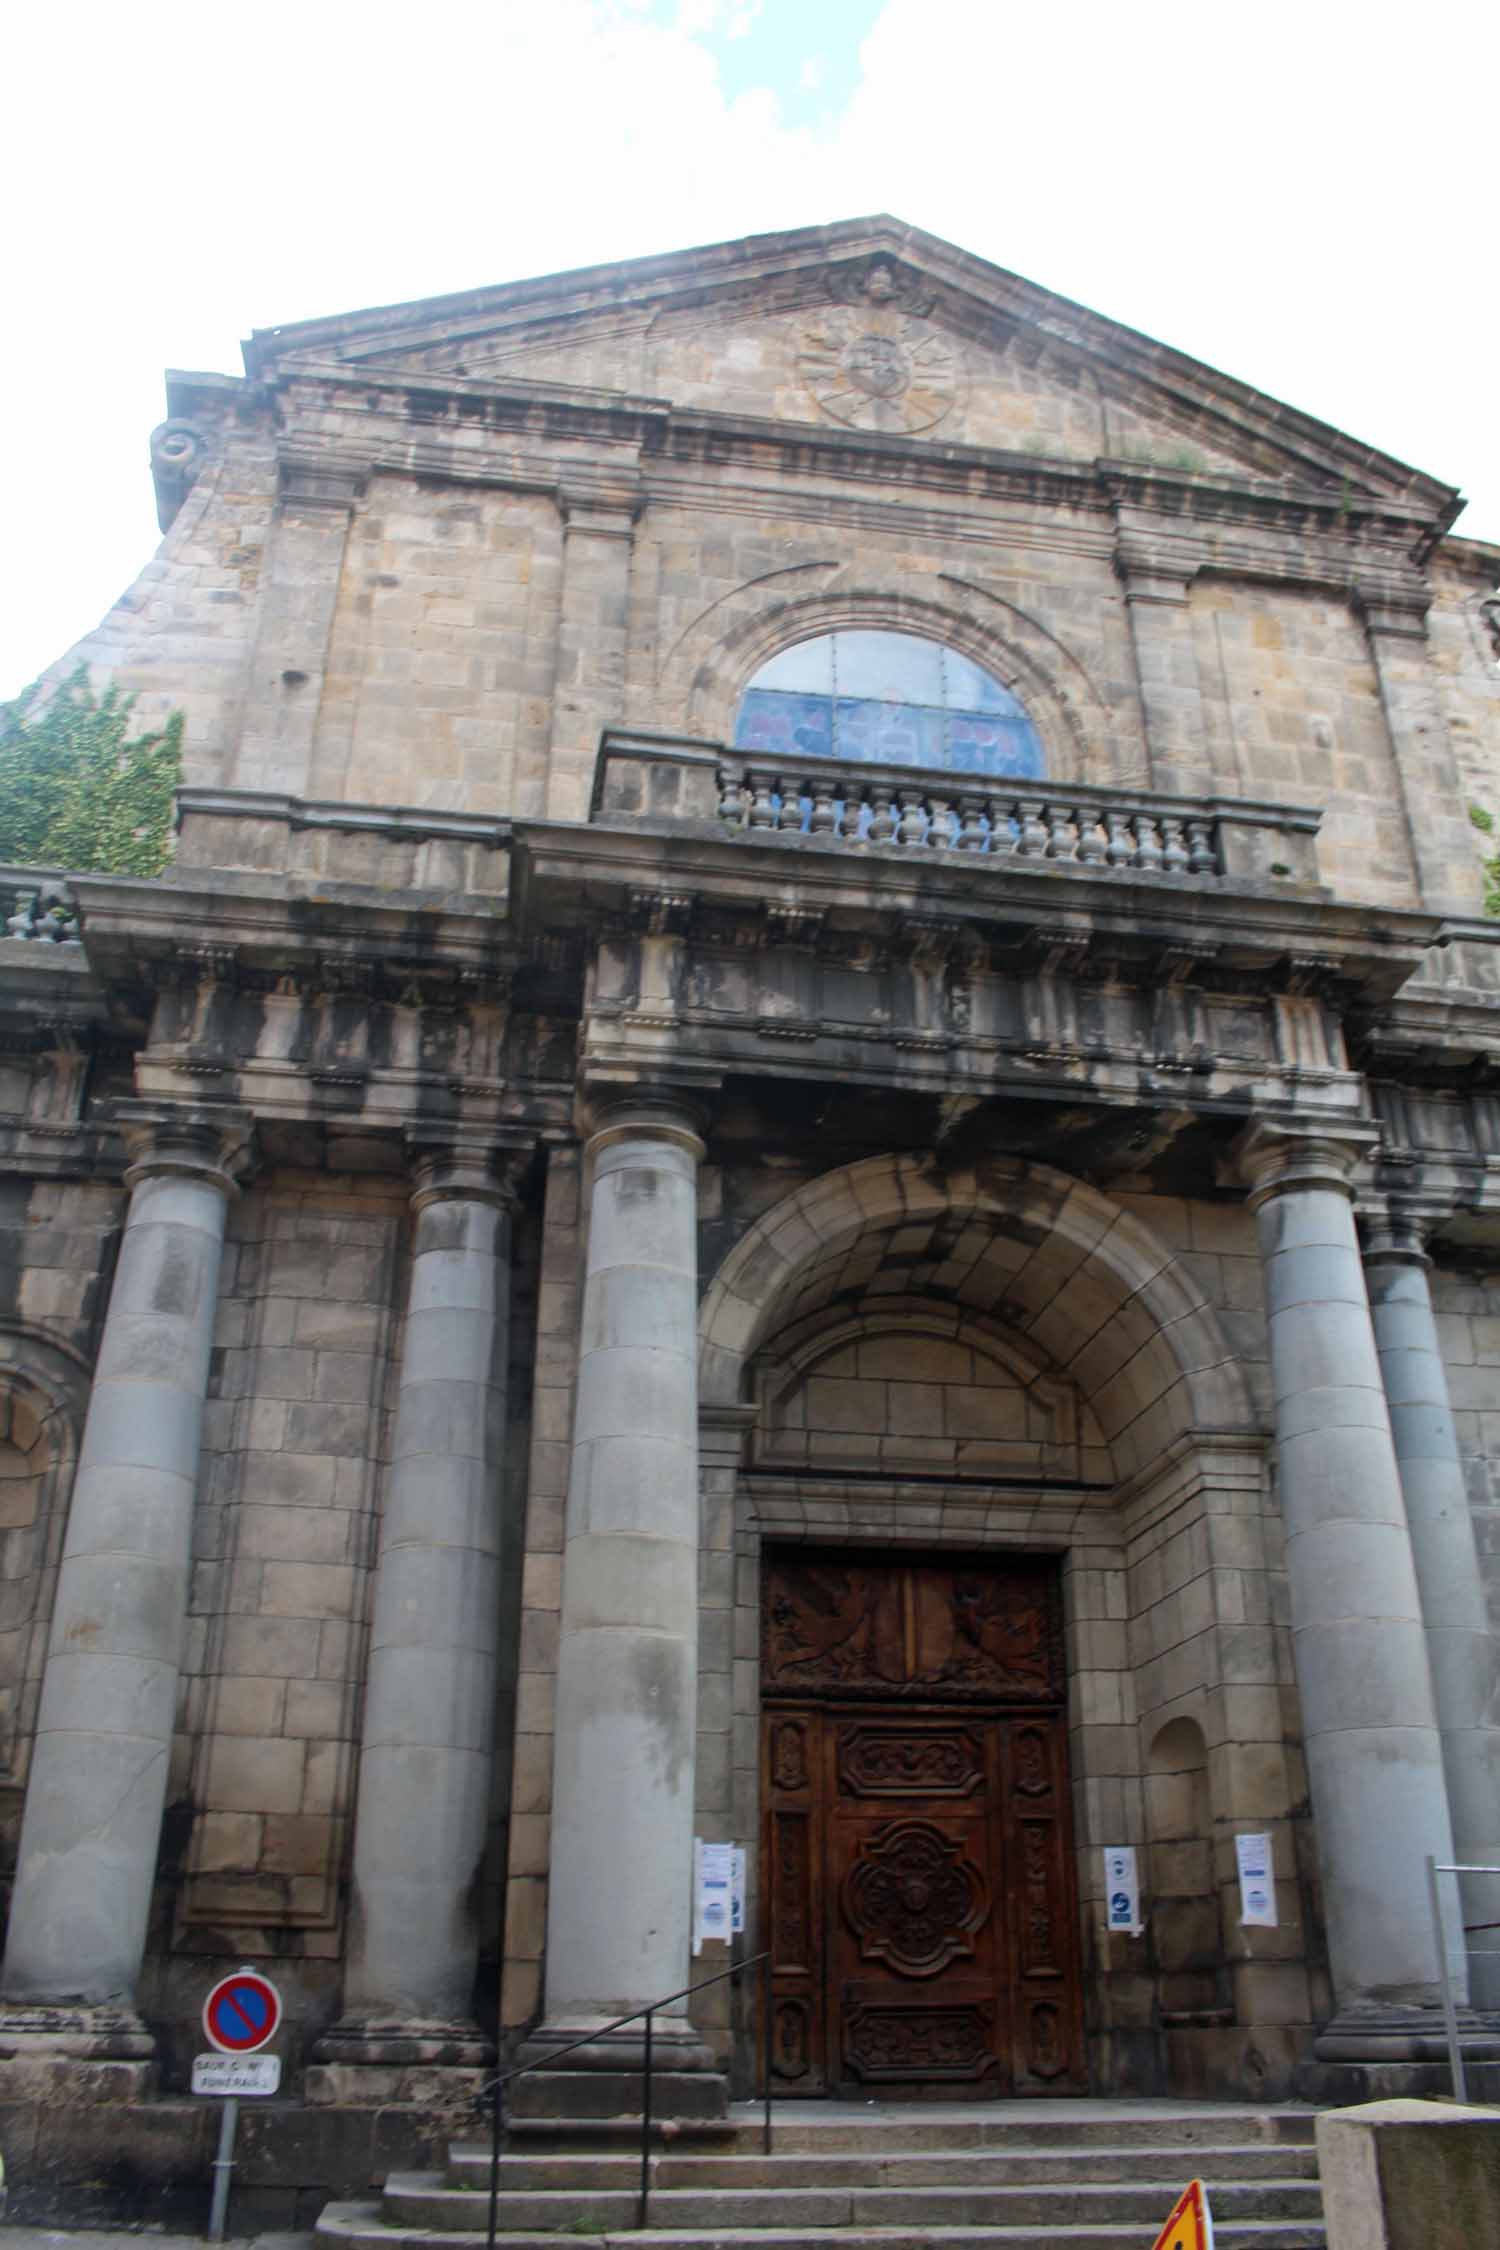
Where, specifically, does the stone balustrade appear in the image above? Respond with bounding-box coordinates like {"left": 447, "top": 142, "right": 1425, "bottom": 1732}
{"left": 591, "top": 732, "right": 1325, "bottom": 889}
{"left": 0, "top": 871, "right": 80, "bottom": 943}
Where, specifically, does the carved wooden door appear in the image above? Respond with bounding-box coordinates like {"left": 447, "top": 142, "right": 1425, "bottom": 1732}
{"left": 762, "top": 1550, "right": 1085, "bottom": 2096}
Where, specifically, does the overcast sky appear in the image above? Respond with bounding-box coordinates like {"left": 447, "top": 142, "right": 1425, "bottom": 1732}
{"left": 3, "top": 0, "right": 1494, "bottom": 701}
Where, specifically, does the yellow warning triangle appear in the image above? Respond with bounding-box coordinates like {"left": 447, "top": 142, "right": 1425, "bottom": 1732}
{"left": 1149, "top": 2177, "right": 1215, "bottom": 2250}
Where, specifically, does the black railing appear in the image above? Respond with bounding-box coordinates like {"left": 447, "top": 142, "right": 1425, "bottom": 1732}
{"left": 479, "top": 1948, "right": 772, "bottom": 2246}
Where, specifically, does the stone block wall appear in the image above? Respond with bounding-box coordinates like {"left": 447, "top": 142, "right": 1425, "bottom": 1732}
{"left": 142, "top": 1173, "right": 405, "bottom": 2067}
{"left": 1189, "top": 581, "right": 1424, "bottom": 907}
{"left": 309, "top": 484, "right": 562, "bottom": 816}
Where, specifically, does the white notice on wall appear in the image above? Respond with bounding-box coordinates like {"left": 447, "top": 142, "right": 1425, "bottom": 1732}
{"left": 1236, "top": 1832, "right": 1278, "bottom": 1927}
{"left": 730, "top": 1845, "right": 747, "bottom": 1935}
{"left": 694, "top": 1839, "right": 734, "bottom": 1952}
{"left": 1102, "top": 1846, "right": 1143, "bottom": 1935}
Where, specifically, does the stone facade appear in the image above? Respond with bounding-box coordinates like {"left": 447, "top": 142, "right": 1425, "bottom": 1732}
{"left": 2, "top": 217, "right": 1499, "bottom": 2197}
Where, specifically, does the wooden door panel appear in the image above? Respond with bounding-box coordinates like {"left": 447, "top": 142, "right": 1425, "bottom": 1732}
{"left": 763, "top": 1711, "right": 825, "bottom": 2092}
{"left": 762, "top": 1550, "right": 1085, "bottom": 2099}
{"left": 1001, "top": 1714, "right": 1087, "bottom": 2090}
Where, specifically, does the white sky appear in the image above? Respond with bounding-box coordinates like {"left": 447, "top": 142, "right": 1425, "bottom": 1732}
{"left": 3, "top": 0, "right": 1495, "bottom": 702}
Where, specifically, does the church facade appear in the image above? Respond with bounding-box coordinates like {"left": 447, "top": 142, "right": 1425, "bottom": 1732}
{"left": 2, "top": 218, "right": 1500, "bottom": 2162}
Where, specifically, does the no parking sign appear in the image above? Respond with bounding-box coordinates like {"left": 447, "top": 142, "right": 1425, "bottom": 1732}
{"left": 202, "top": 1967, "right": 282, "bottom": 2055}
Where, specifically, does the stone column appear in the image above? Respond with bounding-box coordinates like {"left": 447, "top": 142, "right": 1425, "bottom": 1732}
{"left": 312, "top": 1139, "right": 524, "bottom": 2096}
{"left": 527, "top": 1090, "right": 712, "bottom": 2099}
{"left": 0, "top": 1107, "right": 248, "bottom": 2069}
{"left": 1363, "top": 1209, "right": 1500, "bottom": 2009}
{"left": 1239, "top": 1124, "right": 1458, "bottom": 2054}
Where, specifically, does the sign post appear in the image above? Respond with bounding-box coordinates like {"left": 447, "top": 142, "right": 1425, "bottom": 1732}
{"left": 198, "top": 1969, "right": 283, "bottom": 2241}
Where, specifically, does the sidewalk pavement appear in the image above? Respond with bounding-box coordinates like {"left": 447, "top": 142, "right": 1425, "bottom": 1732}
{"left": 0, "top": 2233, "right": 315, "bottom": 2249}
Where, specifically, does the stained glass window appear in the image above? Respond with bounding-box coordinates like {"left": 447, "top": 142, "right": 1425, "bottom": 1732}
{"left": 734, "top": 630, "right": 1044, "bottom": 779}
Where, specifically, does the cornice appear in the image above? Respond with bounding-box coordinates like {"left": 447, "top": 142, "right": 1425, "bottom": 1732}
{"left": 256, "top": 362, "right": 1454, "bottom": 578}
{"left": 515, "top": 815, "right": 1439, "bottom": 1003}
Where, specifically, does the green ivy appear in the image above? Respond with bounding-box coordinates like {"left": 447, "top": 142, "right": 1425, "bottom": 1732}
{"left": 1470, "top": 804, "right": 1500, "bottom": 916}
{"left": 0, "top": 667, "right": 182, "bottom": 878}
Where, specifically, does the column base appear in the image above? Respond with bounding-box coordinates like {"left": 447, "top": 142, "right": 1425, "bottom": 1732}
{"left": 510, "top": 2015, "right": 727, "bottom": 2129}
{"left": 306, "top": 2014, "right": 491, "bottom": 2108}
{"left": 1313, "top": 2003, "right": 1500, "bottom": 2064}
{"left": 0, "top": 2004, "right": 157, "bottom": 2104}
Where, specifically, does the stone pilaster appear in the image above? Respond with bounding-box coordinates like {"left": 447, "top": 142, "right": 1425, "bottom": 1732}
{"left": 523, "top": 1089, "right": 717, "bottom": 2111}
{"left": 0, "top": 1105, "right": 250, "bottom": 2088}
{"left": 544, "top": 469, "right": 642, "bottom": 823}
{"left": 1363, "top": 1207, "right": 1500, "bottom": 2009}
{"left": 1114, "top": 530, "right": 1210, "bottom": 793}
{"left": 1355, "top": 575, "right": 1480, "bottom": 913}
{"left": 1238, "top": 1122, "right": 1458, "bottom": 2059}
{"left": 310, "top": 1136, "right": 528, "bottom": 2104}
{"left": 231, "top": 447, "right": 369, "bottom": 795}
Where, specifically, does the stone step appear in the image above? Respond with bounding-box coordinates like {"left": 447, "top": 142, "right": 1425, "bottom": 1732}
{"left": 318, "top": 2202, "right": 1325, "bottom": 2250}
{"left": 720, "top": 2108, "right": 1318, "bottom": 2152}
{"left": 447, "top": 2141, "right": 1320, "bottom": 2190}
{"left": 464, "top": 2105, "right": 1317, "bottom": 2158}
{"left": 380, "top": 2171, "right": 1323, "bottom": 2232}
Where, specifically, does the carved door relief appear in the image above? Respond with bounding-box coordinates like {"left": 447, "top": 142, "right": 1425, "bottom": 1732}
{"left": 762, "top": 1549, "right": 1085, "bottom": 2097}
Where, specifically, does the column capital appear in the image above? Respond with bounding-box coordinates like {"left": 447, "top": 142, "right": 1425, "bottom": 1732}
{"left": 580, "top": 1084, "right": 710, "bottom": 1163}
{"left": 1113, "top": 533, "right": 1194, "bottom": 607}
{"left": 1359, "top": 1201, "right": 1435, "bottom": 1269}
{"left": 1353, "top": 575, "right": 1430, "bottom": 643}
{"left": 1233, "top": 1115, "right": 1379, "bottom": 1209}
{"left": 403, "top": 1128, "right": 533, "bottom": 1214}
{"left": 116, "top": 1101, "right": 254, "bottom": 1196}
{"left": 557, "top": 466, "right": 643, "bottom": 537}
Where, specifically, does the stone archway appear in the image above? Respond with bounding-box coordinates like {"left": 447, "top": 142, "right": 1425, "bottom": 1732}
{"left": 699, "top": 1151, "right": 1255, "bottom": 1459}
{"left": 692, "top": 1153, "right": 1311, "bottom": 2097}
{"left": 0, "top": 1328, "right": 87, "bottom": 1946}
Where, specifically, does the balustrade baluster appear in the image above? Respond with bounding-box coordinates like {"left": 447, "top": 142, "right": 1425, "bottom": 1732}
{"left": 1015, "top": 798, "right": 1048, "bottom": 856}
{"left": 897, "top": 790, "right": 927, "bottom": 847}
{"left": 1161, "top": 816, "right": 1189, "bottom": 874}
{"left": 1105, "top": 809, "right": 1133, "bottom": 867}
{"left": 808, "top": 780, "right": 840, "bottom": 838}
{"left": 1133, "top": 813, "right": 1164, "bottom": 871}
{"left": 927, "top": 794, "right": 958, "bottom": 848}
{"left": 747, "top": 770, "right": 777, "bottom": 831}
{"left": 1186, "top": 818, "right": 1217, "bottom": 874}
{"left": 868, "top": 785, "right": 897, "bottom": 844}
{"left": 716, "top": 765, "right": 745, "bottom": 827}
{"left": 774, "top": 776, "right": 801, "bottom": 832}
{"left": 1045, "top": 804, "right": 1076, "bottom": 859}
{"left": 986, "top": 796, "right": 1019, "bottom": 853}
{"left": 1076, "top": 810, "right": 1106, "bottom": 865}
{"left": 954, "top": 794, "right": 987, "bottom": 851}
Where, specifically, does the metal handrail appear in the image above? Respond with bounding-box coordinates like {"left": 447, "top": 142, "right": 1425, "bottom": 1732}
{"left": 1425, "top": 1856, "right": 1500, "bottom": 2103}
{"left": 480, "top": 1947, "right": 772, "bottom": 2246}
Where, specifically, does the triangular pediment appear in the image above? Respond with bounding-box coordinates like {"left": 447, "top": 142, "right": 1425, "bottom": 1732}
{"left": 245, "top": 218, "right": 1454, "bottom": 508}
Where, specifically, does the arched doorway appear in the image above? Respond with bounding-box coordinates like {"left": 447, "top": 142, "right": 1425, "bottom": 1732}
{"left": 695, "top": 1152, "right": 1291, "bottom": 2098}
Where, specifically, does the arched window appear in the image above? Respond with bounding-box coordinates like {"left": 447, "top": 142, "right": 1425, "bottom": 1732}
{"left": 734, "top": 629, "right": 1044, "bottom": 779}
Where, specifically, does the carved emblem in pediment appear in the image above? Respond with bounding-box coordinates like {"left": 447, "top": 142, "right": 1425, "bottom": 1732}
{"left": 799, "top": 303, "right": 960, "bottom": 436}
